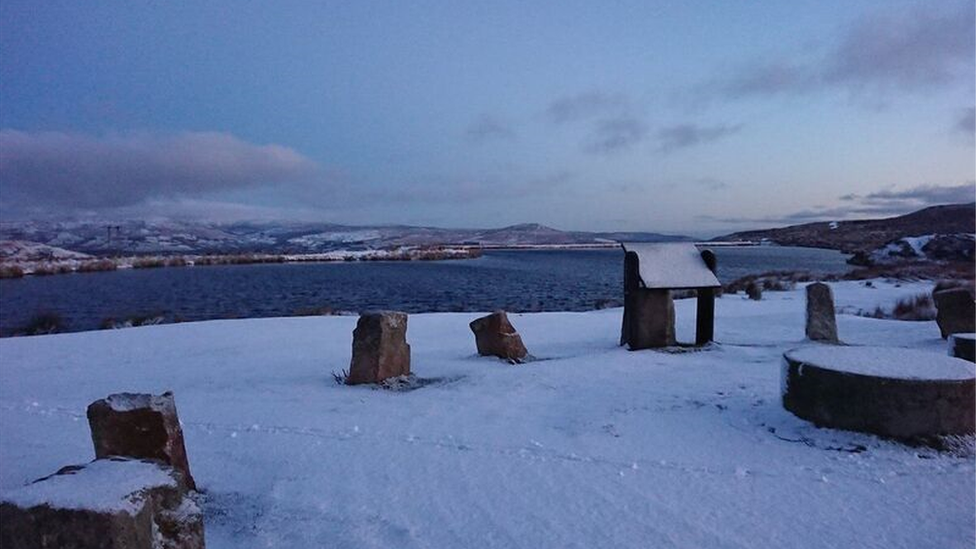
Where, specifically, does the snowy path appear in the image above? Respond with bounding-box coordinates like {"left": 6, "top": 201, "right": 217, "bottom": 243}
{"left": 1, "top": 280, "right": 972, "bottom": 548}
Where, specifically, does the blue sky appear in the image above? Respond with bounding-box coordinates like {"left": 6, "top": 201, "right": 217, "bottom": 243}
{"left": 1, "top": 0, "right": 973, "bottom": 235}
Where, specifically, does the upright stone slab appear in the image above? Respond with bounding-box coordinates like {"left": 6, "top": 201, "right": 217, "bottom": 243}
{"left": 933, "top": 288, "right": 975, "bottom": 339}
{"left": 0, "top": 458, "right": 204, "bottom": 549}
{"left": 746, "top": 282, "right": 762, "bottom": 301}
{"left": 348, "top": 311, "right": 411, "bottom": 385}
{"left": 805, "top": 282, "right": 838, "bottom": 343}
{"left": 469, "top": 311, "right": 529, "bottom": 362}
{"left": 950, "top": 333, "right": 976, "bottom": 363}
{"left": 627, "top": 289, "right": 676, "bottom": 349}
{"left": 87, "top": 392, "right": 196, "bottom": 491}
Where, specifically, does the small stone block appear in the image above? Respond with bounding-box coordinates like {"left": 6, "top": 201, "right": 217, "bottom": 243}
{"left": 469, "top": 311, "right": 529, "bottom": 362}
{"left": 0, "top": 458, "right": 204, "bottom": 549}
{"left": 934, "top": 288, "right": 975, "bottom": 339}
{"left": 805, "top": 282, "right": 838, "bottom": 343}
{"left": 87, "top": 391, "right": 196, "bottom": 491}
{"left": 348, "top": 311, "right": 411, "bottom": 385}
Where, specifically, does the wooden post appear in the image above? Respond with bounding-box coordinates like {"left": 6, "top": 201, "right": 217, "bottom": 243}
{"left": 696, "top": 249, "right": 717, "bottom": 345}
{"left": 620, "top": 250, "right": 640, "bottom": 346}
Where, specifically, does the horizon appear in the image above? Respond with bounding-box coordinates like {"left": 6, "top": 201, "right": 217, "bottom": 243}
{"left": 1, "top": 1, "right": 974, "bottom": 233}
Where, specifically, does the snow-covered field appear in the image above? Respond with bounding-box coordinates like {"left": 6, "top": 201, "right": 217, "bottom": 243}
{"left": 1, "top": 280, "right": 973, "bottom": 548}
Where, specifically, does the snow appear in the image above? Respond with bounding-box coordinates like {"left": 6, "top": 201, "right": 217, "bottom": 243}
{"left": 103, "top": 392, "right": 171, "bottom": 412}
{"left": 621, "top": 242, "right": 721, "bottom": 289}
{"left": 1, "top": 458, "right": 177, "bottom": 514}
{"left": 785, "top": 346, "right": 976, "bottom": 380}
{"left": 0, "top": 279, "right": 972, "bottom": 548}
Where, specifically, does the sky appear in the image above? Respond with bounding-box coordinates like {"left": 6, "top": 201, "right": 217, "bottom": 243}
{"left": 0, "top": 0, "right": 973, "bottom": 235}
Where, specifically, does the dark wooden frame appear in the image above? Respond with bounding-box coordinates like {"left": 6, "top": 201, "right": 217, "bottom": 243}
{"left": 620, "top": 248, "right": 717, "bottom": 348}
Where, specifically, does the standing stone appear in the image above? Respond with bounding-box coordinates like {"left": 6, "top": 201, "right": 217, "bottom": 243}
{"left": 0, "top": 458, "right": 205, "bottom": 549}
{"left": 627, "top": 289, "right": 676, "bottom": 349}
{"left": 348, "top": 311, "right": 411, "bottom": 385}
{"left": 87, "top": 392, "right": 196, "bottom": 491}
{"left": 805, "top": 282, "right": 839, "bottom": 343}
{"left": 469, "top": 311, "right": 529, "bottom": 363}
{"left": 746, "top": 282, "right": 763, "bottom": 301}
{"left": 933, "top": 288, "right": 976, "bottom": 339}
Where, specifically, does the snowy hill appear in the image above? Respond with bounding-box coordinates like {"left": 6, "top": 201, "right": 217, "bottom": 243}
{"left": 716, "top": 203, "right": 976, "bottom": 263}
{"left": 0, "top": 280, "right": 972, "bottom": 548}
{"left": 0, "top": 240, "right": 92, "bottom": 261}
{"left": 0, "top": 220, "right": 690, "bottom": 256}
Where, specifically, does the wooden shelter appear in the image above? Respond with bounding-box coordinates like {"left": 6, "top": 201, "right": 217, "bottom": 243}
{"left": 619, "top": 243, "right": 720, "bottom": 349}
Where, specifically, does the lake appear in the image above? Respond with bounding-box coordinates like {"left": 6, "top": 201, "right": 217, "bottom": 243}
{"left": 0, "top": 246, "right": 851, "bottom": 335}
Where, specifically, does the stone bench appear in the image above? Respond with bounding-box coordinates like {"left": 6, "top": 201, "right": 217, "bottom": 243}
{"left": 0, "top": 458, "right": 204, "bottom": 549}
{"left": 782, "top": 346, "right": 975, "bottom": 441}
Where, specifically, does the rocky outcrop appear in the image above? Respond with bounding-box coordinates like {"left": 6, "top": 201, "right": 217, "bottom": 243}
{"left": 87, "top": 392, "right": 196, "bottom": 490}
{"left": 933, "top": 288, "right": 976, "bottom": 339}
{"left": 0, "top": 458, "right": 204, "bottom": 549}
{"left": 347, "top": 311, "right": 411, "bottom": 385}
{"left": 805, "top": 283, "right": 838, "bottom": 343}
{"left": 469, "top": 311, "right": 529, "bottom": 363}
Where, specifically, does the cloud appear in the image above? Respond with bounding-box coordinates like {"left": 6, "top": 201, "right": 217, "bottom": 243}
{"left": 545, "top": 91, "right": 650, "bottom": 154}
{"left": 841, "top": 182, "right": 975, "bottom": 208}
{"left": 465, "top": 115, "right": 516, "bottom": 143}
{"left": 954, "top": 107, "right": 975, "bottom": 136}
{"left": 691, "top": 177, "right": 728, "bottom": 191}
{"left": 714, "top": 2, "right": 974, "bottom": 100}
{"left": 585, "top": 117, "right": 648, "bottom": 154}
{"left": 545, "top": 92, "right": 631, "bottom": 124}
{"left": 710, "top": 182, "right": 975, "bottom": 226}
{"left": 656, "top": 124, "right": 742, "bottom": 152}
{"left": 0, "top": 130, "right": 317, "bottom": 213}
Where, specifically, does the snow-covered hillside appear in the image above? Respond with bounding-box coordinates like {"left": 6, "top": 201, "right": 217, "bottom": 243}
{"left": 0, "top": 281, "right": 972, "bottom": 548}
{"left": 0, "top": 220, "right": 690, "bottom": 256}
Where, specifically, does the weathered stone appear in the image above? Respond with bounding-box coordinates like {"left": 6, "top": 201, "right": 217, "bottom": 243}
{"left": 87, "top": 392, "right": 196, "bottom": 491}
{"left": 782, "top": 346, "right": 976, "bottom": 442}
{"left": 469, "top": 311, "right": 529, "bottom": 362}
{"left": 627, "top": 289, "right": 675, "bottom": 350}
{"left": 805, "top": 282, "right": 838, "bottom": 343}
{"left": 348, "top": 311, "right": 411, "bottom": 385}
{"left": 933, "top": 288, "right": 975, "bottom": 339}
{"left": 950, "top": 333, "right": 976, "bottom": 363}
{"left": 0, "top": 458, "right": 205, "bottom": 549}
{"left": 746, "top": 282, "right": 762, "bottom": 301}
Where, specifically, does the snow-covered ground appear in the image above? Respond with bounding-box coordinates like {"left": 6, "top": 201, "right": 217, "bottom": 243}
{"left": 0, "top": 280, "right": 973, "bottom": 548}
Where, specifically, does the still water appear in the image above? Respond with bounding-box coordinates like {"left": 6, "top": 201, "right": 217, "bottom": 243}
{"left": 0, "top": 247, "right": 851, "bottom": 335}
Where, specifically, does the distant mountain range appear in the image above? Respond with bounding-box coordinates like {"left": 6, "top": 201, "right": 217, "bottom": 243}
{"left": 715, "top": 202, "right": 975, "bottom": 264}
{"left": 0, "top": 220, "right": 691, "bottom": 257}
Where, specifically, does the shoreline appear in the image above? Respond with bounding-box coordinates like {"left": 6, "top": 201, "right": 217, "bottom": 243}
{"left": 0, "top": 246, "right": 484, "bottom": 279}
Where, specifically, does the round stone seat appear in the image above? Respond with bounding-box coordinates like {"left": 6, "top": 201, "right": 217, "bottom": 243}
{"left": 949, "top": 333, "right": 975, "bottom": 362}
{"left": 782, "top": 346, "right": 976, "bottom": 440}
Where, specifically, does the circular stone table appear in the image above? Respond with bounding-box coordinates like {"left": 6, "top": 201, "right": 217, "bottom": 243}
{"left": 782, "top": 346, "right": 976, "bottom": 440}
{"left": 949, "top": 333, "right": 975, "bottom": 363}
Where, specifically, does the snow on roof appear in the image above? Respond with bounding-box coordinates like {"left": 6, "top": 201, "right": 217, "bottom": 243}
{"left": 786, "top": 346, "right": 976, "bottom": 381}
{"left": 621, "top": 242, "right": 720, "bottom": 289}
{"left": 0, "top": 459, "right": 177, "bottom": 514}
{"left": 103, "top": 392, "right": 172, "bottom": 413}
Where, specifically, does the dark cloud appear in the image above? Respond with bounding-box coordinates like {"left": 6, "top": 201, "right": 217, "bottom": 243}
{"left": 656, "top": 124, "right": 742, "bottom": 153}
{"left": 465, "top": 115, "right": 516, "bottom": 143}
{"left": 545, "top": 92, "right": 650, "bottom": 154}
{"left": 715, "top": 3, "right": 974, "bottom": 100}
{"left": 691, "top": 177, "right": 728, "bottom": 191}
{"left": 955, "top": 107, "right": 975, "bottom": 136}
{"left": 545, "top": 92, "right": 631, "bottom": 124}
{"left": 841, "top": 182, "right": 974, "bottom": 208}
{"left": 709, "top": 182, "right": 975, "bottom": 226}
{"left": 585, "top": 117, "right": 648, "bottom": 154}
{"left": 0, "top": 130, "right": 317, "bottom": 214}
